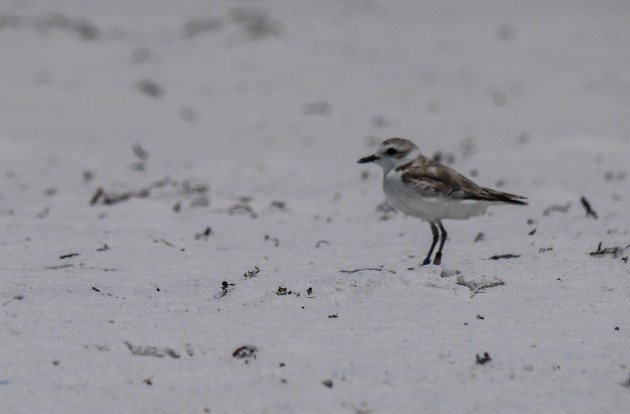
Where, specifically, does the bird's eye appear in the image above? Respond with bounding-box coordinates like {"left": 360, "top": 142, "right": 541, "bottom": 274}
{"left": 385, "top": 148, "right": 398, "bottom": 156}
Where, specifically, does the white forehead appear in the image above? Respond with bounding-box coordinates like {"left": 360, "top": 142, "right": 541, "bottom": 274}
{"left": 380, "top": 138, "right": 417, "bottom": 152}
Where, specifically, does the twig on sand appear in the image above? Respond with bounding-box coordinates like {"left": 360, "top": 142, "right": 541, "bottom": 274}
{"left": 580, "top": 196, "right": 598, "bottom": 219}
{"left": 589, "top": 242, "right": 622, "bottom": 258}
{"left": 89, "top": 178, "right": 173, "bottom": 206}
{"left": 456, "top": 275, "right": 505, "bottom": 298}
{"left": 340, "top": 267, "right": 396, "bottom": 274}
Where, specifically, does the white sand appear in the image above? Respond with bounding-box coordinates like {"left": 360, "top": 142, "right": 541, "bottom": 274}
{"left": 1, "top": 1, "right": 629, "bottom": 412}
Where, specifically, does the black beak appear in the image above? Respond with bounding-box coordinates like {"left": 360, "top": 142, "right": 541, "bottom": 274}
{"left": 358, "top": 154, "right": 379, "bottom": 164}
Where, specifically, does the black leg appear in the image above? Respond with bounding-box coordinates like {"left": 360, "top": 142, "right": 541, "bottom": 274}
{"left": 422, "top": 222, "right": 439, "bottom": 266}
{"left": 433, "top": 221, "right": 447, "bottom": 265}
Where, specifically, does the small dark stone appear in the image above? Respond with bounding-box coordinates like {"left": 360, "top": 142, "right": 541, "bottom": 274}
{"left": 322, "top": 379, "right": 333, "bottom": 388}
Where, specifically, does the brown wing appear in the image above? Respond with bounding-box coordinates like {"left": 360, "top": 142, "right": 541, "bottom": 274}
{"left": 400, "top": 158, "right": 528, "bottom": 205}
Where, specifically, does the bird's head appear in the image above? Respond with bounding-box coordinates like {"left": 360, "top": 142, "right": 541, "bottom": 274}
{"left": 358, "top": 138, "right": 419, "bottom": 172}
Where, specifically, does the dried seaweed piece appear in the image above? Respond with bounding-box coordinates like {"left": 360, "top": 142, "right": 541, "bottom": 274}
{"left": 89, "top": 187, "right": 104, "bottom": 205}
{"left": 315, "top": 240, "right": 329, "bottom": 248}
{"left": 580, "top": 196, "right": 598, "bottom": 219}
{"left": 233, "top": 345, "right": 257, "bottom": 359}
{"left": 124, "top": 341, "right": 180, "bottom": 359}
{"left": 339, "top": 267, "right": 396, "bottom": 274}
{"left": 243, "top": 266, "right": 260, "bottom": 278}
{"left": 589, "top": 242, "right": 622, "bottom": 258}
{"left": 195, "top": 227, "right": 213, "bottom": 240}
{"left": 488, "top": 254, "right": 520, "bottom": 260}
{"left": 476, "top": 352, "right": 492, "bottom": 365}
{"left": 276, "top": 286, "right": 292, "bottom": 296}
{"left": 214, "top": 281, "right": 236, "bottom": 299}
{"left": 228, "top": 203, "right": 257, "bottom": 218}
{"left": 269, "top": 200, "right": 288, "bottom": 211}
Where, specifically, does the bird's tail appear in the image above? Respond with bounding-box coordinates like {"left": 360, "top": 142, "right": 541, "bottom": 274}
{"left": 480, "top": 188, "right": 528, "bottom": 205}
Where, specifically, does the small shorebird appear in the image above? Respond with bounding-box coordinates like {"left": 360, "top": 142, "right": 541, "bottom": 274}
{"left": 358, "top": 138, "right": 527, "bottom": 266}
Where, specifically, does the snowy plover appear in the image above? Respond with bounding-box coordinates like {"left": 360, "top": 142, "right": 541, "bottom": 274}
{"left": 359, "top": 138, "right": 527, "bottom": 266}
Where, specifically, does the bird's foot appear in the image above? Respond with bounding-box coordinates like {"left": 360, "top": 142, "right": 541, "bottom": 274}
{"left": 421, "top": 258, "right": 431, "bottom": 266}
{"left": 433, "top": 253, "right": 442, "bottom": 266}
